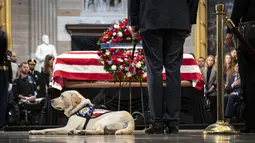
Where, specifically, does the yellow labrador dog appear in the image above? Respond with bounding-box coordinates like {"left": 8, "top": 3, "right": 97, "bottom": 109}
{"left": 29, "top": 90, "right": 135, "bottom": 135}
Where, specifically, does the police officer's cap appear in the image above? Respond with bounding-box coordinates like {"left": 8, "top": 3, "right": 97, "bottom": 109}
{"left": 27, "top": 59, "right": 37, "bottom": 65}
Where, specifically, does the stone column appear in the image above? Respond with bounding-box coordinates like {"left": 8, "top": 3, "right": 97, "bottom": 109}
{"left": 30, "top": 0, "right": 57, "bottom": 58}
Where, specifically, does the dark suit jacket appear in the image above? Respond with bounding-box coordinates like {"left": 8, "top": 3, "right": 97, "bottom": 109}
{"left": 0, "top": 30, "right": 7, "bottom": 63}
{"left": 129, "top": 0, "right": 199, "bottom": 32}
{"left": 226, "top": 75, "right": 241, "bottom": 95}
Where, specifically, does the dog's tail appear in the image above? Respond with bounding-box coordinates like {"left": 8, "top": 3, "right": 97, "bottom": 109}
{"left": 114, "top": 111, "right": 135, "bottom": 135}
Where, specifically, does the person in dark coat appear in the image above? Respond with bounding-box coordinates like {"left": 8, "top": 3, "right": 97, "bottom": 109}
{"left": 129, "top": 0, "right": 199, "bottom": 134}
{"left": 226, "top": 0, "right": 255, "bottom": 133}
{"left": 0, "top": 28, "right": 11, "bottom": 129}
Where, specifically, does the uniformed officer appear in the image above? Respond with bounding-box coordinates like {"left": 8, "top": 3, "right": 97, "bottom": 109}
{"left": 27, "top": 59, "right": 40, "bottom": 92}
{"left": 0, "top": 28, "right": 11, "bottom": 129}
{"left": 12, "top": 62, "right": 37, "bottom": 103}
{"left": 226, "top": 0, "right": 255, "bottom": 133}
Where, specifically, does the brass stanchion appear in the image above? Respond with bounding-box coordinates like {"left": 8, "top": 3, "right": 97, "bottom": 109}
{"left": 203, "top": 4, "right": 238, "bottom": 134}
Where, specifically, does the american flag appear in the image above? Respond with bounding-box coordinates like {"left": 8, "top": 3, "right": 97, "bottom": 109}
{"left": 52, "top": 51, "right": 204, "bottom": 91}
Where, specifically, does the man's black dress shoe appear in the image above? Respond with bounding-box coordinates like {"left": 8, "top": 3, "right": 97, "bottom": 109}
{"left": 165, "top": 126, "right": 179, "bottom": 134}
{"left": 145, "top": 123, "right": 164, "bottom": 134}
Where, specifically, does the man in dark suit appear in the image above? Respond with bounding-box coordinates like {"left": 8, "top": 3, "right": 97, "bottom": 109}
{"left": 226, "top": 0, "right": 255, "bottom": 133}
{"left": 0, "top": 28, "right": 10, "bottom": 129}
{"left": 129, "top": 0, "right": 199, "bottom": 134}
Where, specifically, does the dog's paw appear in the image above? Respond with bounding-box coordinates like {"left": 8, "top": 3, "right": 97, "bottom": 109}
{"left": 29, "top": 130, "right": 44, "bottom": 135}
{"left": 76, "top": 130, "right": 87, "bottom": 135}
{"left": 67, "top": 130, "right": 75, "bottom": 135}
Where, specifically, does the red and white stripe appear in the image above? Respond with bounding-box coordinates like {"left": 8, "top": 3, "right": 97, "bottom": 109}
{"left": 52, "top": 51, "right": 204, "bottom": 91}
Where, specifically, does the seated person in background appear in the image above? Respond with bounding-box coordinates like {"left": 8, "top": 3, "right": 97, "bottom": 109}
{"left": 27, "top": 59, "right": 40, "bottom": 92}
{"left": 201, "top": 55, "right": 217, "bottom": 122}
{"left": 224, "top": 62, "right": 241, "bottom": 124}
{"left": 224, "top": 53, "right": 234, "bottom": 88}
{"left": 197, "top": 57, "right": 205, "bottom": 71}
{"left": 12, "top": 62, "right": 44, "bottom": 104}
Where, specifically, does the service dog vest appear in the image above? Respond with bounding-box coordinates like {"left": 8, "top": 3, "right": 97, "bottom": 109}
{"left": 76, "top": 106, "right": 112, "bottom": 129}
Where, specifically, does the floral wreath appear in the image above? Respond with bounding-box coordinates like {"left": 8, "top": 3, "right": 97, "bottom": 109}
{"left": 97, "top": 18, "right": 147, "bottom": 81}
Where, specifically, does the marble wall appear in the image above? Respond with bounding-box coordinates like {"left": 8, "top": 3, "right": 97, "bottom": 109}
{"left": 11, "top": 0, "right": 195, "bottom": 63}
{"left": 207, "top": 0, "right": 234, "bottom": 56}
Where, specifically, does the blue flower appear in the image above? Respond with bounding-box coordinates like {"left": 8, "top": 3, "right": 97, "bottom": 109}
{"left": 133, "top": 71, "right": 137, "bottom": 75}
{"left": 143, "top": 66, "right": 147, "bottom": 71}
{"left": 125, "top": 67, "right": 129, "bottom": 71}
{"left": 100, "top": 57, "right": 103, "bottom": 61}
{"left": 108, "top": 61, "right": 113, "bottom": 65}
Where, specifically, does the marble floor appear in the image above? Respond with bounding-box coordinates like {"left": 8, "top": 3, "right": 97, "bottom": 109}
{"left": 0, "top": 130, "right": 254, "bottom": 143}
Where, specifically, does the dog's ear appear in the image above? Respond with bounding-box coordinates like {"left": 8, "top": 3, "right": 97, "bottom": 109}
{"left": 71, "top": 92, "right": 82, "bottom": 108}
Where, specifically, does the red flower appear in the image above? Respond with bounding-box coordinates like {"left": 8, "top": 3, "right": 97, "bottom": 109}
{"left": 136, "top": 56, "right": 142, "bottom": 61}
{"left": 109, "top": 48, "right": 115, "bottom": 53}
{"left": 126, "top": 58, "right": 132, "bottom": 64}
{"left": 114, "top": 28, "right": 118, "bottom": 33}
{"left": 117, "top": 71, "right": 124, "bottom": 77}
{"left": 111, "top": 54, "right": 117, "bottom": 61}
{"left": 124, "top": 29, "right": 131, "bottom": 36}
{"left": 111, "top": 39, "right": 116, "bottom": 43}
{"left": 133, "top": 60, "right": 138, "bottom": 64}
{"left": 116, "top": 37, "right": 121, "bottom": 42}
{"left": 108, "top": 31, "right": 113, "bottom": 37}
{"left": 119, "top": 22, "right": 126, "bottom": 29}
{"left": 137, "top": 70, "right": 143, "bottom": 75}
{"left": 97, "top": 51, "right": 102, "bottom": 56}
{"left": 102, "top": 54, "right": 107, "bottom": 58}
{"left": 100, "top": 38, "right": 107, "bottom": 43}
{"left": 140, "top": 49, "right": 144, "bottom": 55}
{"left": 117, "top": 49, "right": 123, "bottom": 55}
{"left": 104, "top": 60, "right": 108, "bottom": 65}
{"left": 126, "top": 51, "right": 132, "bottom": 57}
{"left": 114, "top": 60, "right": 120, "bottom": 65}
{"left": 120, "top": 53, "right": 126, "bottom": 59}
{"left": 129, "top": 66, "right": 135, "bottom": 73}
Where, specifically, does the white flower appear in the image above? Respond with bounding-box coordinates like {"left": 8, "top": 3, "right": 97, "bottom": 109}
{"left": 126, "top": 72, "right": 132, "bottom": 77}
{"left": 111, "top": 65, "right": 117, "bottom": 71}
{"left": 136, "top": 62, "right": 142, "bottom": 68}
{"left": 117, "top": 32, "right": 123, "bottom": 37}
{"left": 113, "top": 32, "right": 116, "bottom": 36}
{"left": 143, "top": 72, "right": 147, "bottom": 78}
{"left": 114, "top": 24, "right": 119, "bottom": 29}
{"left": 106, "top": 51, "right": 110, "bottom": 56}
{"left": 117, "top": 58, "right": 123, "bottom": 62}
{"left": 126, "top": 37, "right": 131, "bottom": 40}
{"left": 120, "top": 66, "right": 124, "bottom": 70}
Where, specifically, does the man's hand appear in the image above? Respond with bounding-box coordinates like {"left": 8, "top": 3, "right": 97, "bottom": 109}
{"left": 232, "top": 79, "right": 240, "bottom": 87}
{"left": 226, "top": 33, "right": 233, "bottom": 44}
{"left": 131, "top": 26, "right": 140, "bottom": 40}
{"left": 27, "top": 96, "right": 36, "bottom": 101}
